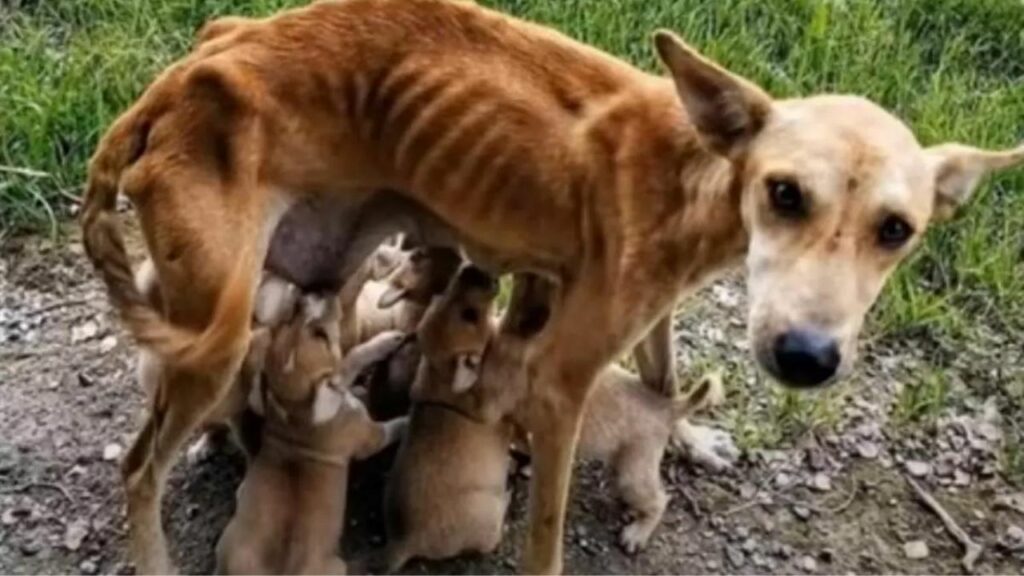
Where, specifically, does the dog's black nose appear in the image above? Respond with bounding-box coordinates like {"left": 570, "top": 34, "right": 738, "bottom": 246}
{"left": 772, "top": 329, "right": 840, "bottom": 387}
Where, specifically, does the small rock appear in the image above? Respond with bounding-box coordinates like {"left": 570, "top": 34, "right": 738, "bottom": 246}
{"left": 99, "top": 336, "right": 118, "bottom": 353}
{"left": 726, "top": 545, "right": 746, "bottom": 568}
{"left": 71, "top": 320, "right": 99, "bottom": 343}
{"left": 103, "top": 443, "right": 123, "bottom": 461}
{"left": 811, "top": 473, "right": 832, "bottom": 492}
{"left": 20, "top": 539, "right": 41, "bottom": 556}
{"left": 77, "top": 372, "right": 94, "bottom": 388}
{"left": 64, "top": 519, "right": 90, "bottom": 551}
{"left": 903, "top": 540, "right": 929, "bottom": 560}
{"left": 751, "top": 553, "right": 770, "bottom": 569}
{"left": 80, "top": 559, "right": 99, "bottom": 575}
{"left": 856, "top": 441, "right": 879, "bottom": 459}
{"left": 741, "top": 537, "right": 758, "bottom": 552}
{"left": 818, "top": 548, "right": 835, "bottom": 563}
{"left": 774, "top": 472, "right": 793, "bottom": 489}
{"left": 735, "top": 526, "right": 751, "bottom": 540}
{"left": 705, "top": 559, "right": 719, "bottom": 570}
{"left": 739, "top": 482, "right": 758, "bottom": 499}
{"left": 792, "top": 505, "right": 812, "bottom": 521}
{"left": 1000, "top": 525, "right": 1024, "bottom": 552}
{"left": 952, "top": 469, "right": 971, "bottom": 486}
{"left": 905, "top": 460, "right": 931, "bottom": 477}
{"left": 806, "top": 448, "right": 827, "bottom": 471}
{"left": 798, "top": 555, "right": 818, "bottom": 572}
{"left": 2, "top": 507, "right": 31, "bottom": 526}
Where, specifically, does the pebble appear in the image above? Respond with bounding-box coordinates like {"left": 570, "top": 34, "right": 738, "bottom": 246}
{"left": 903, "top": 540, "right": 929, "bottom": 559}
{"left": 2, "top": 506, "right": 32, "bottom": 526}
{"left": 80, "top": 559, "right": 99, "bottom": 575}
{"left": 856, "top": 441, "right": 879, "bottom": 459}
{"left": 905, "top": 460, "right": 931, "bottom": 477}
{"left": 99, "top": 336, "right": 118, "bottom": 353}
{"left": 741, "top": 537, "right": 758, "bottom": 552}
{"left": 811, "top": 473, "right": 832, "bottom": 492}
{"left": 952, "top": 469, "right": 971, "bottom": 486}
{"left": 103, "top": 443, "right": 123, "bottom": 461}
{"left": 1001, "top": 525, "right": 1024, "bottom": 552}
{"left": 798, "top": 555, "right": 818, "bottom": 572}
{"left": 64, "top": 518, "right": 90, "bottom": 551}
{"left": 725, "top": 545, "right": 746, "bottom": 568}
{"left": 71, "top": 320, "right": 99, "bottom": 343}
{"left": 20, "top": 539, "right": 41, "bottom": 556}
{"left": 705, "top": 559, "right": 719, "bottom": 570}
{"left": 792, "top": 505, "right": 812, "bottom": 521}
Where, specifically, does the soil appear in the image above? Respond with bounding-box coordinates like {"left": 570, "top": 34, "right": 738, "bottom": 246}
{"left": 2, "top": 224, "right": 1023, "bottom": 575}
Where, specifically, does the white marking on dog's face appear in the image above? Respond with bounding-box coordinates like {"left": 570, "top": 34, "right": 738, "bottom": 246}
{"left": 452, "top": 353, "right": 481, "bottom": 393}
{"left": 311, "top": 383, "right": 361, "bottom": 424}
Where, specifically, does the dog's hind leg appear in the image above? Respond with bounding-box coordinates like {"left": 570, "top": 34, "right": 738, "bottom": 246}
{"left": 634, "top": 314, "right": 678, "bottom": 397}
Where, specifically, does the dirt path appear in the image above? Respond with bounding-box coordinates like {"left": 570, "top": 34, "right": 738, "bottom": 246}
{"left": 2, "top": 229, "right": 1023, "bottom": 575}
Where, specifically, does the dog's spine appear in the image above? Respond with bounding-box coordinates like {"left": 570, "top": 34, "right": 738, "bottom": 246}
{"left": 79, "top": 109, "right": 255, "bottom": 373}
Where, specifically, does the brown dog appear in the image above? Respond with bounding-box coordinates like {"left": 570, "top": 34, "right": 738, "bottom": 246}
{"left": 216, "top": 295, "right": 406, "bottom": 575}
{"left": 382, "top": 265, "right": 515, "bottom": 572}
{"left": 81, "top": 1, "right": 1024, "bottom": 572}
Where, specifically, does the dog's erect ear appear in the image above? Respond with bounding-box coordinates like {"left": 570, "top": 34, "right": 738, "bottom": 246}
{"left": 452, "top": 353, "right": 482, "bottom": 394}
{"left": 926, "top": 142, "right": 1024, "bottom": 221}
{"left": 653, "top": 30, "right": 772, "bottom": 157}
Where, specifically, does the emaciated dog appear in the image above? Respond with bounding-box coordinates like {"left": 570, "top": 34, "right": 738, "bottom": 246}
{"left": 80, "top": 0, "right": 1024, "bottom": 572}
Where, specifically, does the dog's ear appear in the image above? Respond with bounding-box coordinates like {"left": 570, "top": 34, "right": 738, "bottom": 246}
{"left": 653, "top": 30, "right": 772, "bottom": 158}
{"left": 926, "top": 142, "right": 1024, "bottom": 221}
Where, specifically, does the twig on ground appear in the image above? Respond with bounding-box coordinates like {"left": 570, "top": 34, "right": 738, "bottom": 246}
{"left": 0, "top": 481, "right": 74, "bottom": 505}
{"left": 676, "top": 484, "right": 703, "bottom": 518}
{"left": 905, "top": 475, "right": 982, "bottom": 572}
{"left": 27, "top": 298, "right": 93, "bottom": 317}
{"left": 772, "top": 481, "right": 860, "bottom": 516}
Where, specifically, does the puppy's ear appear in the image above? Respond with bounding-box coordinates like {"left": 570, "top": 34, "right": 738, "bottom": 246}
{"left": 452, "top": 353, "right": 481, "bottom": 393}
{"left": 653, "top": 30, "right": 772, "bottom": 158}
{"left": 926, "top": 142, "right": 1024, "bottom": 221}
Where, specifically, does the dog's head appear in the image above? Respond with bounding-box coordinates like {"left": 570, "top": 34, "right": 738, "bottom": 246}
{"left": 250, "top": 294, "right": 356, "bottom": 425}
{"left": 416, "top": 264, "right": 499, "bottom": 393}
{"left": 654, "top": 31, "right": 1024, "bottom": 389}
{"left": 378, "top": 247, "right": 463, "bottom": 309}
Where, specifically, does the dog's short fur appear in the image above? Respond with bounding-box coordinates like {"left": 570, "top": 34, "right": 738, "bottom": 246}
{"left": 82, "top": 1, "right": 1024, "bottom": 571}
{"left": 216, "top": 296, "right": 405, "bottom": 575}
{"left": 382, "top": 265, "right": 514, "bottom": 572}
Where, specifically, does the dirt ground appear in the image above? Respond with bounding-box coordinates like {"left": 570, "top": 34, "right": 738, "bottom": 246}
{"left": 2, "top": 226, "right": 1023, "bottom": 575}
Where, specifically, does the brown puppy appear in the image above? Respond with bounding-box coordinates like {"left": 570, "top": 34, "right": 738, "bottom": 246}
{"left": 81, "top": 2, "right": 1024, "bottom": 571}
{"left": 216, "top": 295, "right": 406, "bottom": 575}
{"left": 382, "top": 265, "right": 513, "bottom": 572}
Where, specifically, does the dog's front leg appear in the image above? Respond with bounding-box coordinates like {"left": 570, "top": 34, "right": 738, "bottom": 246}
{"left": 521, "top": 360, "right": 593, "bottom": 575}
{"left": 633, "top": 313, "right": 677, "bottom": 397}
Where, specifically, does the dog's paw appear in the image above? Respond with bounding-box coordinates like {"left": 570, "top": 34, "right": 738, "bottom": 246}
{"left": 676, "top": 422, "right": 739, "bottom": 471}
{"left": 619, "top": 521, "right": 652, "bottom": 555}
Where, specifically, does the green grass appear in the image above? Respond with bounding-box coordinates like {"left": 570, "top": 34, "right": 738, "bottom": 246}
{"left": 1, "top": 0, "right": 1022, "bottom": 338}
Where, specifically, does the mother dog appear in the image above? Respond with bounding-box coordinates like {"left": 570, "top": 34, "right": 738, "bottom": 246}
{"left": 80, "top": 0, "right": 1022, "bottom": 572}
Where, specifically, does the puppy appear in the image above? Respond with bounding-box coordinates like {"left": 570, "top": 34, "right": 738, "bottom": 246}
{"left": 216, "top": 295, "right": 406, "bottom": 575}
{"left": 573, "top": 367, "right": 721, "bottom": 553}
{"left": 341, "top": 246, "right": 461, "bottom": 349}
{"left": 381, "top": 265, "right": 514, "bottom": 572}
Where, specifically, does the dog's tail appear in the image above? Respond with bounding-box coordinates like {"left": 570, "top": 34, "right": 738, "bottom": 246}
{"left": 670, "top": 370, "right": 725, "bottom": 420}
{"left": 80, "top": 109, "right": 256, "bottom": 374}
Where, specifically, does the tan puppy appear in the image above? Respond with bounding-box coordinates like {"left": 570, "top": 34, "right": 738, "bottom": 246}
{"left": 216, "top": 295, "right": 406, "bottom": 575}
{"left": 382, "top": 265, "right": 513, "bottom": 573}
{"left": 81, "top": 1, "right": 1024, "bottom": 571}
{"left": 574, "top": 367, "right": 721, "bottom": 553}
{"left": 341, "top": 246, "right": 461, "bottom": 349}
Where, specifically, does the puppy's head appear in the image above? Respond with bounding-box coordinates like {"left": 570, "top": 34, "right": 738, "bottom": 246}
{"left": 378, "top": 247, "right": 462, "bottom": 308}
{"left": 417, "top": 264, "right": 499, "bottom": 393}
{"left": 654, "top": 31, "right": 1024, "bottom": 389}
{"left": 251, "top": 294, "right": 354, "bottom": 425}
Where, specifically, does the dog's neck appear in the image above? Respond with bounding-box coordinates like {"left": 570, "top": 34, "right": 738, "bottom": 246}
{"left": 581, "top": 79, "right": 749, "bottom": 305}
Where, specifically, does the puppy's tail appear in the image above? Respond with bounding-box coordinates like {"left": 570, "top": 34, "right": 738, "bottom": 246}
{"left": 670, "top": 370, "right": 725, "bottom": 420}
{"left": 80, "top": 108, "right": 256, "bottom": 374}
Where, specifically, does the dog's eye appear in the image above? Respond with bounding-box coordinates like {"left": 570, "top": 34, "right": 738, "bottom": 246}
{"left": 460, "top": 307, "right": 479, "bottom": 324}
{"left": 767, "top": 178, "right": 805, "bottom": 218}
{"left": 877, "top": 215, "right": 913, "bottom": 249}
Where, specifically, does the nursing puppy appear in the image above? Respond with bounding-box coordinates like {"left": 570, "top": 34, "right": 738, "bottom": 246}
{"left": 381, "top": 265, "right": 513, "bottom": 572}
{"left": 216, "top": 295, "right": 406, "bottom": 575}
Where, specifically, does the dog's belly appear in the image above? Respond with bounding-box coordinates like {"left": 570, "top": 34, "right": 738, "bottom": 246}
{"left": 264, "top": 190, "right": 459, "bottom": 292}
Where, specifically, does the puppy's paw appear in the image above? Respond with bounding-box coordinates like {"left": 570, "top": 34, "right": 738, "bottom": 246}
{"left": 676, "top": 422, "right": 739, "bottom": 471}
{"left": 619, "top": 521, "right": 652, "bottom": 555}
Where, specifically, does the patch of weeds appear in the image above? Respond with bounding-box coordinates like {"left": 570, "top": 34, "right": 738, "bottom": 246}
{"left": 890, "top": 366, "right": 955, "bottom": 428}
{"left": 1002, "top": 419, "right": 1024, "bottom": 487}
